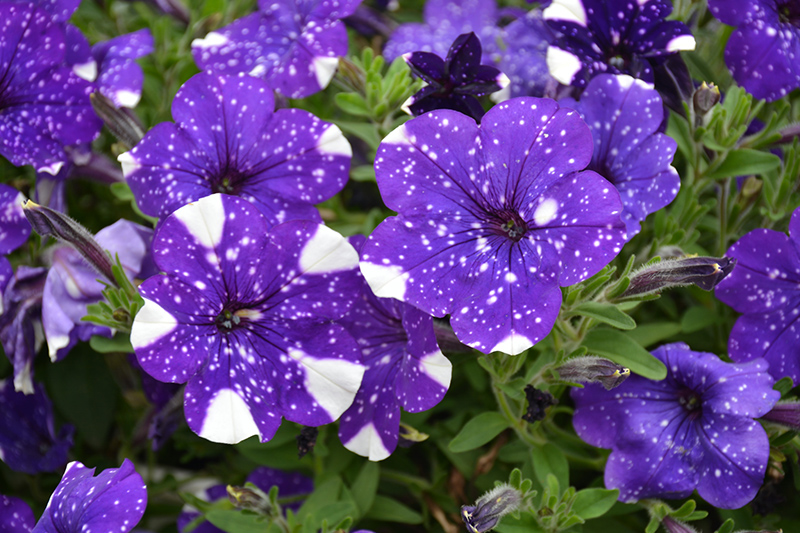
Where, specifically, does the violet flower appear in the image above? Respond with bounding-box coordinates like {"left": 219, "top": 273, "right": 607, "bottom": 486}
{"left": 191, "top": 0, "right": 360, "bottom": 99}
{"left": 338, "top": 236, "right": 451, "bottom": 461}
{"left": 0, "top": 184, "right": 31, "bottom": 256}
{"left": 0, "top": 380, "right": 74, "bottom": 474}
{"left": 32, "top": 459, "right": 147, "bottom": 533}
{"left": 91, "top": 29, "right": 155, "bottom": 109}
{"left": 715, "top": 206, "right": 800, "bottom": 382}
{"left": 360, "top": 99, "right": 626, "bottom": 355}
{"left": 543, "top": 0, "right": 696, "bottom": 88}
{"left": 130, "top": 194, "right": 365, "bottom": 444}
{"left": 573, "top": 342, "right": 779, "bottom": 508}
{"left": 119, "top": 72, "right": 351, "bottom": 225}
{"left": 1, "top": 495, "right": 35, "bottom": 533}
{"left": 0, "top": 3, "right": 101, "bottom": 174}
{"left": 708, "top": 0, "right": 800, "bottom": 101}
{"left": 495, "top": 10, "right": 555, "bottom": 98}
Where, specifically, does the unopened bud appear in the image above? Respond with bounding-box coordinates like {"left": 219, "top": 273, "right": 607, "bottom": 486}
{"left": 620, "top": 256, "right": 736, "bottom": 298}
{"left": 556, "top": 356, "right": 630, "bottom": 390}
{"left": 461, "top": 483, "right": 522, "bottom": 533}
{"left": 692, "top": 81, "right": 720, "bottom": 116}
{"left": 226, "top": 484, "right": 272, "bottom": 515}
{"left": 522, "top": 385, "right": 556, "bottom": 423}
{"left": 90, "top": 92, "right": 145, "bottom": 150}
{"left": 398, "top": 422, "right": 429, "bottom": 447}
{"left": 662, "top": 516, "right": 698, "bottom": 533}
{"left": 760, "top": 401, "right": 800, "bottom": 430}
{"left": 22, "top": 201, "right": 116, "bottom": 285}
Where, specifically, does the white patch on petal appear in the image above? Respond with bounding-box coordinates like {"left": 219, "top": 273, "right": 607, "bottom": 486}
{"left": 666, "top": 35, "right": 696, "bottom": 52}
{"left": 131, "top": 298, "right": 178, "bottom": 349}
{"left": 534, "top": 198, "right": 559, "bottom": 226}
{"left": 400, "top": 94, "right": 415, "bottom": 115}
{"left": 249, "top": 63, "right": 268, "bottom": 77}
{"left": 114, "top": 89, "right": 141, "bottom": 108}
{"left": 72, "top": 60, "right": 97, "bottom": 81}
{"left": 491, "top": 332, "right": 534, "bottom": 356}
{"left": 298, "top": 225, "right": 359, "bottom": 274}
{"left": 543, "top": 0, "right": 587, "bottom": 26}
{"left": 173, "top": 194, "right": 226, "bottom": 250}
{"left": 13, "top": 361, "right": 34, "bottom": 395}
{"left": 419, "top": 350, "right": 452, "bottom": 389}
{"left": 198, "top": 388, "right": 259, "bottom": 444}
{"left": 490, "top": 75, "right": 511, "bottom": 103}
{"left": 546, "top": 46, "right": 582, "bottom": 85}
{"left": 288, "top": 349, "right": 365, "bottom": 421}
{"left": 47, "top": 334, "right": 70, "bottom": 361}
{"left": 317, "top": 124, "right": 352, "bottom": 157}
{"left": 191, "top": 32, "right": 229, "bottom": 49}
{"left": 117, "top": 152, "right": 141, "bottom": 176}
{"left": 382, "top": 123, "right": 413, "bottom": 146}
{"left": 637, "top": 0, "right": 650, "bottom": 5}
{"left": 38, "top": 161, "right": 64, "bottom": 176}
{"left": 312, "top": 56, "right": 339, "bottom": 91}
{"left": 360, "top": 261, "right": 409, "bottom": 300}
{"left": 343, "top": 422, "right": 391, "bottom": 461}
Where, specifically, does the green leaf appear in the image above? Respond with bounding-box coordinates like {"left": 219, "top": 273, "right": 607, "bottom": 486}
{"left": 714, "top": 518, "right": 735, "bottom": 533}
{"left": 584, "top": 329, "right": 667, "bottom": 380}
{"left": 774, "top": 376, "right": 794, "bottom": 396}
{"left": 493, "top": 512, "right": 545, "bottom": 533}
{"left": 206, "top": 510, "right": 269, "bottom": 533}
{"left": 335, "top": 93, "right": 371, "bottom": 117}
{"left": 350, "top": 165, "right": 376, "bottom": 182}
{"left": 530, "top": 443, "right": 569, "bottom": 490}
{"left": 350, "top": 461, "right": 379, "bottom": 516}
{"left": 334, "top": 121, "right": 381, "bottom": 151}
{"left": 625, "top": 321, "right": 681, "bottom": 348}
{"left": 671, "top": 499, "right": 696, "bottom": 518}
{"left": 363, "top": 495, "right": 423, "bottom": 524}
{"left": 448, "top": 411, "right": 509, "bottom": 452}
{"left": 571, "top": 301, "right": 636, "bottom": 330}
{"left": 89, "top": 333, "right": 133, "bottom": 353}
{"left": 680, "top": 306, "right": 719, "bottom": 333}
{"left": 667, "top": 111, "right": 694, "bottom": 161}
{"left": 706, "top": 149, "right": 782, "bottom": 180}
{"left": 296, "top": 476, "right": 342, "bottom": 522}
{"left": 303, "top": 501, "right": 358, "bottom": 533}
{"left": 571, "top": 488, "right": 619, "bottom": 519}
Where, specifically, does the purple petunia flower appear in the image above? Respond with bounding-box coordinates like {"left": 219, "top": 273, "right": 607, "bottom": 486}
{"left": 715, "top": 207, "right": 800, "bottom": 382}
{"left": 359, "top": 98, "right": 626, "bottom": 355}
{"left": 91, "top": 29, "right": 154, "bottom": 108}
{"left": 0, "top": 380, "right": 73, "bottom": 474}
{"left": 0, "top": 184, "right": 31, "bottom": 256}
{"left": 0, "top": 3, "right": 102, "bottom": 174}
{"left": 708, "top": 0, "right": 800, "bottom": 101}
{"left": 1, "top": 494, "right": 35, "bottom": 533}
{"left": 130, "top": 194, "right": 365, "bottom": 444}
{"left": 543, "top": 0, "right": 696, "bottom": 88}
{"left": 191, "top": 0, "right": 360, "bottom": 99}
{"left": 32, "top": 459, "right": 147, "bottom": 533}
{"left": 495, "top": 10, "right": 555, "bottom": 98}
{"left": 402, "top": 32, "right": 509, "bottom": 122}
{"left": 566, "top": 74, "right": 679, "bottom": 238}
{"left": 119, "top": 72, "right": 351, "bottom": 226}
{"left": 338, "top": 236, "right": 451, "bottom": 461}
{"left": 572, "top": 342, "right": 779, "bottom": 508}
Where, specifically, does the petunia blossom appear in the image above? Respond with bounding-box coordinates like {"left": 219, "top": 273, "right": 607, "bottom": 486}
{"left": 0, "top": 184, "right": 31, "bottom": 256}
{"left": 91, "top": 29, "right": 155, "bottom": 108}
{"left": 572, "top": 342, "right": 779, "bottom": 508}
{"left": 191, "top": 0, "right": 360, "bottom": 99}
{"left": 708, "top": 0, "right": 800, "bottom": 102}
{"left": 360, "top": 98, "right": 626, "bottom": 355}
{"left": 120, "top": 72, "right": 351, "bottom": 226}
{"left": 1, "top": 495, "right": 36, "bottom": 533}
{"left": 715, "top": 206, "right": 800, "bottom": 382}
{"left": 131, "top": 193, "right": 365, "bottom": 444}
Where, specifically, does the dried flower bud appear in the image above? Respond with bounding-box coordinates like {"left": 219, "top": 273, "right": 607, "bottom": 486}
{"left": 296, "top": 426, "right": 318, "bottom": 458}
{"left": 398, "top": 422, "right": 429, "bottom": 448}
{"left": 692, "top": 81, "right": 720, "bottom": 116}
{"left": 662, "top": 516, "right": 699, "bottom": 533}
{"left": 556, "top": 356, "right": 630, "bottom": 390}
{"left": 760, "top": 401, "right": 800, "bottom": 430}
{"left": 90, "top": 92, "right": 145, "bottom": 150}
{"left": 522, "top": 385, "right": 556, "bottom": 423}
{"left": 461, "top": 483, "right": 522, "bottom": 533}
{"left": 226, "top": 484, "right": 272, "bottom": 515}
{"left": 620, "top": 256, "right": 736, "bottom": 298}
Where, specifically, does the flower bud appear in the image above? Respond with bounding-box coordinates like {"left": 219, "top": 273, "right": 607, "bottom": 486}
{"left": 620, "top": 256, "right": 736, "bottom": 298}
{"left": 556, "top": 356, "right": 630, "bottom": 390}
{"left": 760, "top": 401, "right": 800, "bottom": 430}
{"left": 461, "top": 483, "right": 522, "bottom": 533}
{"left": 90, "top": 92, "right": 145, "bottom": 150}
{"left": 692, "top": 81, "right": 720, "bottom": 117}
{"left": 522, "top": 385, "right": 556, "bottom": 423}
{"left": 662, "top": 516, "right": 699, "bottom": 533}
{"left": 226, "top": 484, "right": 272, "bottom": 515}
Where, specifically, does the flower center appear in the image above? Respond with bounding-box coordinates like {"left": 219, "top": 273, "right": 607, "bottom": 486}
{"left": 212, "top": 167, "right": 246, "bottom": 195}
{"left": 491, "top": 210, "right": 529, "bottom": 242}
{"left": 778, "top": 1, "right": 800, "bottom": 25}
{"left": 215, "top": 308, "right": 241, "bottom": 332}
{"left": 677, "top": 389, "right": 703, "bottom": 419}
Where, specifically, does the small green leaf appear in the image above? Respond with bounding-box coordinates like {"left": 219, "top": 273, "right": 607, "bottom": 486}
{"left": 530, "top": 443, "right": 569, "bottom": 490}
{"left": 448, "top": 411, "right": 509, "bottom": 452}
{"left": 706, "top": 149, "right": 782, "bottom": 179}
{"left": 671, "top": 499, "right": 696, "bottom": 518}
{"left": 714, "top": 518, "right": 735, "bottom": 533}
{"left": 625, "top": 322, "right": 682, "bottom": 348}
{"left": 571, "top": 488, "right": 619, "bottom": 519}
{"left": 584, "top": 329, "right": 667, "bottom": 380}
{"left": 571, "top": 301, "right": 636, "bottom": 330}
{"left": 774, "top": 376, "right": 794, "bottom": 396}
{"left": 350, "top": 165, "right": 376, "bottom": 182}
{"left": 363, "top": 495, "right": 423, "bottom": 524}
{"left": 296, "top": 476, "right": 343, "bottom": 522}
{"left": 350, "top": 461, "right": 379, "bottom": 516}
{"left": 493, "top": 512, "right": 545, "bottom": 533}
{"left": 335, "top": 93, "right": 371, "bottom": 117}
{"left": 680, "top": 306, "right": 719, "bottom": 333}
{"left": 303, "top": 501, "right": 358, "bottom": 533}
{"left": 206, "top": 510, "right": 268, "bottom": 533}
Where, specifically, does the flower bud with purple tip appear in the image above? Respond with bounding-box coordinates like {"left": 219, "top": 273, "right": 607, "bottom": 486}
{"left": 461, "top": 483, "right": 523, "bottom": 533}
{"left": 556, "top": 356, "right": 630, "bottom": 390}
{"left": 620, "top": 256, "right": 736, "bottom": 298}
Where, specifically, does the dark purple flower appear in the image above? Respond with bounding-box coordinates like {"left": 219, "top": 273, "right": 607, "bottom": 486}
{"left": 708, "top": 0, "right": 800, "bottom": 101}
{"left": 495, "top": 10, "right": 555, "bottom": 98}
{"left": 0, "top": 266, "right": 47, "bottom": 394}
{"left": 573, "top": 342, "right": 779, "bottom": 508}
{"left": 461, "top": 483, "right": 523, "bottom": 533}
{"left": 0, "top": 184, "right": 30, "bottom": 255}
{"left": 383, "top": 0, "right": 500, "bottom": 63}
{"left": 130, "top": 194, "right": 365, "bottom": 444}
{"left": 360, "top": 98, "right": 626, "bottom": 355}
{"left": 715, "top": 207, "right": 800, "bottom": 382}
{"left": 0, "top": 380, "right": 73, "bottom": 474}
{"left": 543, "top": 0, "right": 696, "bottom": 88}
{"left": 91, "top": 29, "right": 154, "bottom": 108}
{"left": 0, "top": 3, "right": 102, "bottom": 174}
{"left": 191, "top": 0, "right": 360, "bottom": 99}
{"left": 337, "top": 236, "right": 451, "bottom": 460}
{"left": 402, "top": 32, "right": 509, "bottom": 122}
{"left": 567, "top": 74, "right": 679, "bottom": 238}
{"left": 1, "top": 495, "right": 35, "bottom": 533}
{"left": 119, "top": 72, "right": 351, "bottom": 226}
{"left": 32, "top": 459, "right": 147, "bottom": 533}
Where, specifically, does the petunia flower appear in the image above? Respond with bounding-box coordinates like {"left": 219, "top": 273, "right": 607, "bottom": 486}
{"left": 0, "top": 184, "right": 31, "bottom": 256}
{"left": 708, "top": 0, "right": 800, "bottom": 101}
{"left": 338, "top": 236, "right": 451, "bottom": 461}
{"left": 119, "top": 72, "right": 351, "bottom": 226}
{"left": 91, "top": 29, "right": 155, "bottom": 109}
{"left": 130, "top": 194, "right": 365, "bottom": 444}
{"left": 572, "top": 342, "right": 779, "bottom": 509}
{"left": 359, "top": 98, "right": 626, "bottom": 355}
{"left": 495, "top": 10, "right": 556, "bottom": 98}
{"left": 191, "top": 0, "right": 360, "bottom": 99}
{"left": 715, "top": 206, "right": 800, "bottom": 382}
{"left": 402, "top": 32, "right": 509, "bottom": 122}
{"left": 566, "top": 74, "right": 680, "bottom": 238}
{"left": 0, "top": 3, "right": 102, "bottom": 174}
{"left": 543, "top": 0, "right": 696, "bottom": 88}
{"left": 1, "top": 495, "right": 36, "bottom": 533}
{"left": 0, "top": 380, "right": 73, "bottom": 474}
{"left": 32, "top": 459, "right": 147, "bottom": 533}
